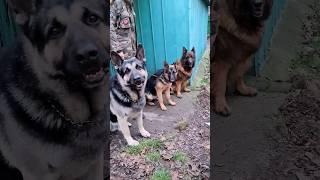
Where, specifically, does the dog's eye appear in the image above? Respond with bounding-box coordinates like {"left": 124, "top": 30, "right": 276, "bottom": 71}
{"left": 136, "top": 65, "right": 142, "bottom": 70}
{"left": 125, "top": 68, "right": 131, "bottom": 74}
{"left": 84, "top": 11, "right": 101, "bottom": 26}
{"left": 48, "top": 21, "right": 66, "bottom": 39}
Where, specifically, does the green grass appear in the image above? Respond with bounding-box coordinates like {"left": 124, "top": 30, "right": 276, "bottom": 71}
{"left": 151, "top": 169, "right": 171, "bottom": 180}
{"left": 173, "top": 151, "right": 187, "bottom": 163}
{"left": 146, "top": 151, "right": 161, "bottom": 162}
{"left": 126, "top": 139, "right": 162, "bottom": 155}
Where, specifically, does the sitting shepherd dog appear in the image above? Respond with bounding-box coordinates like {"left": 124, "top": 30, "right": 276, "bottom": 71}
{"left": 212, "top": 0, "right": 273, "bottom": 116}
{"left": 145, "top": 61, "right": 177, "bottom": 111}
{"left": 174, "top": 47, "right": 196, "bottom": 98}
{"left": 110, "top": 45, "right": 151, "bottom": 146}
{"left": 0, "top": 0, "right": 108, "bottom": 179}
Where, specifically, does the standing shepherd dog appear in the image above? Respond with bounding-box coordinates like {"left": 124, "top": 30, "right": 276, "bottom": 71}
{"left": 145, "top": 61, "right": 177, "bottom": 111}
{"left": 110, "top": 45, "right": 151, "bottom": 146}
{"left": 174, "top": 47, "right": 196, "bottom": 98}
{"left": 0, "top": 0, "right": 108, "bottom": 179}
{"left": 212, "top": 0, "right": 273, "bottom": 116}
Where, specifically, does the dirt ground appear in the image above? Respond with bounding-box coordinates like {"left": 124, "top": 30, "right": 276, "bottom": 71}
{"left": 213, "top": 0, "right": 320, "bottom": 179}
{"left": 107, "top": 48, "right": 210, "bottom": 179}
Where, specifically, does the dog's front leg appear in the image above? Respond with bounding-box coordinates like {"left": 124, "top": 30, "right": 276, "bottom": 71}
{"left": 165, "top": 88, "right": 176, "bottom": 106}
{"left": 175, "top": 81, "right": 183, "bottom": 98}
{"left": 118, "top": 117, "right": 139, "bottom": 146}
{"left": 137, "top": 111, "right": 150, "bottom": 138}
{"left": 157, "top": 90, "right": 167, "bottom": 111}
{"left": 213, "top": 61, "right": 231, "bottom": 116}
{"left": 182, "top": 81, "right": 191, "bottom": 92}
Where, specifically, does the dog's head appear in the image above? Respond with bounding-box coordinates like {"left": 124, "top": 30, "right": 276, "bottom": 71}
{"left": 163, "top": 61, "right": 177, "bottom": 83}
{"left": 111, "top": 44, "right": 147, "bottom": 91}
{"left": 227, "top": 0, "right": 273, "bottom": 21}
{"left": 8, "top": 0, "right": 109, "bottom": 89}
{"left": 181, "top": 47, "right": 196, "bottom": 72}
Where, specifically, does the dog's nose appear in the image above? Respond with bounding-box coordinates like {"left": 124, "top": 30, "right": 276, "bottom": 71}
{"left": 76, "top": 44, "right": 98, "bottom": 62}
{"left": 134, "top": 77, "right": 143, "bottom": 84}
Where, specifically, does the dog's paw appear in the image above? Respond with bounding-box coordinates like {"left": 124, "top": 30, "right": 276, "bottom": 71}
{"left": 140, "top": 129, "right": 151, "bottom": 138}
{"left": 160, "top": 105, "right": 167, "bottom": 111}
{"left": 236, "top": 86, "right": 258, "bottom": 97}
{"left": 214, "top": 100, "right": 231, "bottom": 116}
{"left": 169, "top": 101, "right": 176, "bottom": 106}
{"left": 127, "top": 139, "right": 140, "bottom": 146}
{"left": 184, "top": 88, "right": 191, "bottom": 92}
{"left": 147, "top": 101, "right": 156, "bottom": 106}
{"left": 177, "top": 94, "right": 182, "bottom": 98}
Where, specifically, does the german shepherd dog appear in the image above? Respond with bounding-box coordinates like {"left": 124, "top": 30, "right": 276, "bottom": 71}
{"left": 0, "top": 0, "right": 108, "bottom": 179}
{"left": 212, "top": 0, "right": 273, "bottom": 116}
{"left": 145, "top": 61, "right": 177, "bottom": 111}
{"left": 110, "top": 45, "right": 150, "bottom": 146}
{"left": 174, "top": 47, "right": 196, "bottom": 98}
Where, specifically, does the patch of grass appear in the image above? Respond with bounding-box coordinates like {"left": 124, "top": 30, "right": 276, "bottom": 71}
{"left": 173, "top": 151, "right": 187, "bottom": 163}
{"left": 151, "top": 169, "right": 171, "bottom": 180}
{"left": 142, "top": 139, "right": 162, "bottom": 149}
{"left": 146, "top": 151, "right": 161, "bottom": 162}
{"left": 126, "top": 139, "right": 162, "bottom": 155}
{"left": 126, "top": 145, "right": 144, "bottom": 155}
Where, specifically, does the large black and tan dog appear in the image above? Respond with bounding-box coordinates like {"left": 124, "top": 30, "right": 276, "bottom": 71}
{"left": 145, "top": 61, "right": 177, "bottom": 111}
{"left": 212, "top": 0, "right": 273, "bottom": 116}
{"left": 0, "top": 0, "right": 108, "bottom": 179}
{"left": 110, "top": 45, "right": 150, "bottom": 146}
{"left": 174, "top": 47, "right": 196, "bottom": 98}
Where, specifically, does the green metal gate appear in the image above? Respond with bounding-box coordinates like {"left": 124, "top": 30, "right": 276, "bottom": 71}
{"left": 0, "top": 0, "right": 17, "bottom": 48}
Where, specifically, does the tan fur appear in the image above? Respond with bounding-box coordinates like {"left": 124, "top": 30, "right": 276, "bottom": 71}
{"left": 155, "top": 80, "right": 176, "bottom": 111}
{"left": 174, "top": 60, "right": 193, "bottom": 98}
{"left": 212, "top": 0, "right": 273, "bottom": 116}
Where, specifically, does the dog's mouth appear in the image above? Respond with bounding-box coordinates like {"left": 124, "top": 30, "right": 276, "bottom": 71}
{"left": 135, "top": 82, "right": 144, "bottom": 89}
{"left": 83, "top": 67, "right": 105, "bottom": 84}
{"left": 129, "top": 81, "right": 145, "bottom": 90}
{"left": 253, "top": 4, "right": 264, "bottom": 18}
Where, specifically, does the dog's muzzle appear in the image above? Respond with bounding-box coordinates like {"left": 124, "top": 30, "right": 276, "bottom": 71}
{"left": 75, "top": 44, "right": 107, "bottom": 86}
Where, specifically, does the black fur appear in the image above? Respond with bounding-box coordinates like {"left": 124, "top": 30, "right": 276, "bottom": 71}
{"left": 145, "top": 69, "right": 164, "bottom": 96}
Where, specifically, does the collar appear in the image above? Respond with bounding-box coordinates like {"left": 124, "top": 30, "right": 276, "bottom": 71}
{"left": 48, "top": 100, "right": 97, "bottom": 128}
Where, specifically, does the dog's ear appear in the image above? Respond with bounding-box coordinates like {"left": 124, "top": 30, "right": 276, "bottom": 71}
{"left": 182, "top": 47, "right": 187, "bottom": 57}
{"left": 111, "top": 51, "right": 123, "bottom": 68}
{"left": 164, "top": 60, "right": 169, "bottom": 69}
{"left": 136, "top": 44, "right": 146, "bottom": 62}
{"left": 7, "top": 0, "right": 40, "bottom": 25}
{"left": 191, "top": 47, "right": 196, "bottom": 55}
